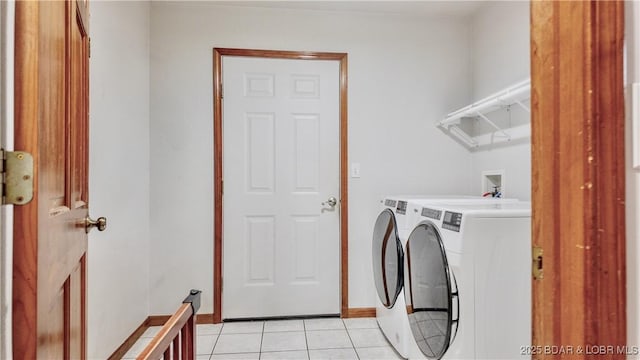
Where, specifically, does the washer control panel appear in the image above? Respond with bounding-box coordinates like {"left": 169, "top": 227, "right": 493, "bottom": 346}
{"left": 396, "top": 200, "right": 408, "bottom": 215}
{"left": 442, "top": 211, "right": 462, "bottom": 232}
{"left": 384, "top": 199, "right": 397, "bottom": 208}
{"left": 421, "top": 207, "right": 442, "bottom": 220}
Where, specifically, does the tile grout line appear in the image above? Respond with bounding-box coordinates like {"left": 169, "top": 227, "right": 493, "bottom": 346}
{"left": 209, "top": 323, "right": 224, "bottom": 359}
{"left": 342, "top": 319, "right": 361, "bottom": 360}
{"left": 303, "top": 319, "right": 311, "bottom": 360}
{"left": 259, "top": 321, "right": 265, "bottom": 359}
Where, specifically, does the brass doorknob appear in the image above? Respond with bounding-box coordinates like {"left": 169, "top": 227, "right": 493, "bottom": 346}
{"left": 85, "top": 216, "right": 107, "bottom": 233}
{"left": 322, "top": 196, "right": 338, "bottom": 208}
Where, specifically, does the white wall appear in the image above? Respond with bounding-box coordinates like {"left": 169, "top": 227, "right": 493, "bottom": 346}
{"left": 626, "top": 0, "right": 640, "bottom": 355}
{"left": 149, "top": 2, "right": 474, "bottom": 314}
{"left": 469, "top": 2, "right": 531, "bottom": 200}
{"left": 88, "top": 1, "right": 150, "bottom": 358}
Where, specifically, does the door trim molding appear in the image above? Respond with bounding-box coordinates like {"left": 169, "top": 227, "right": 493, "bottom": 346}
{"left": 530, "top": 1, "right": 626, "bottom": 353}
{"left": 212, "top": 48, "right": 348, "bottom": 323}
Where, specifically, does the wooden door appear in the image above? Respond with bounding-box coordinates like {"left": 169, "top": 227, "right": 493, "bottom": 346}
{"left": 13, "top": 0, "right": 91, "bottom": 358}
{"left": 530, "top": 1, "right": 626, "bottom": 358}
{"left": 222, "top": 56, "right": 341, "bottom": 319}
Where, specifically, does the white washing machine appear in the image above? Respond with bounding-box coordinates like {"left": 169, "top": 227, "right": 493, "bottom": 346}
{"left": 402, "top": 202, "right": 531, "bottom": 359}
{"left": 372, "top": 196, "right": 520, "bottom": 359}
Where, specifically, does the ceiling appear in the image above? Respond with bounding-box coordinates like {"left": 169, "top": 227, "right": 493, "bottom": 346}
{"left": 210, "top": 1, "right": 488, "bottom": 18}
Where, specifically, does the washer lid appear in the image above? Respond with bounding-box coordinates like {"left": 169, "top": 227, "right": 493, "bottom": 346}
{"left": 372, "top": 209, "right": 404, "bottom": 308}
{"left": 404, "top": 222, "right": 459, "bottom": 359}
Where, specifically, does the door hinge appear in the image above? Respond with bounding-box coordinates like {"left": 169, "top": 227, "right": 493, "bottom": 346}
{"left": 221, "top": 180, "right": 223, "bottom": 195}
{"left": 1, "top": 149, "right": 34, "bottom": 205}
{"left": 88, "top": 37, "right": 91, "bottom": 58}
{"left": 532, "top": 246, "right": 543, "bottom": 280}
{"left": 220, "top": 84, "right": 224, "bottom": 99}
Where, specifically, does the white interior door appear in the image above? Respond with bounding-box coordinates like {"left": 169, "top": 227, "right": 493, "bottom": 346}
{"left": 222, "top": 56, "right": 340, "bottom": 319}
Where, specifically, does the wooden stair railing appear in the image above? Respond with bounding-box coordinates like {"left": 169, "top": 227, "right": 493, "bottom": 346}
{"left": 136, "top": 290, "right": 202, "bottom": 360}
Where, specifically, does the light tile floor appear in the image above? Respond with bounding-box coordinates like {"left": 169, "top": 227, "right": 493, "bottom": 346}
{"left": 123, "top": 317, "right": 403, "bottom": 360}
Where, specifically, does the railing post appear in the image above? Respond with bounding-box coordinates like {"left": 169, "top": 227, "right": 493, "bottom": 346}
{"left": 182, "top": 290, "right": 201, "bottom": 360}
{"left": 183, "top": 289, "right": 202, "bottom": 315}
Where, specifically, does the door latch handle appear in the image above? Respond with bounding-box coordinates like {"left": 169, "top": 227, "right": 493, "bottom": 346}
{"left": 322, "top": 197, "right": 337, "bottom": 208}
{"left": 85, "top": 216, "right": 107, "bottom": 233}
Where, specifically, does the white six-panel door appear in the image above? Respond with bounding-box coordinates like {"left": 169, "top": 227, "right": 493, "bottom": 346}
{"left": 222, "top": 56, "right": 340, "bottom": 319}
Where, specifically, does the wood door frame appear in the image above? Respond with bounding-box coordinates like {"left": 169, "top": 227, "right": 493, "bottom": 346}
{"left": 530, "top": 1, "right": 626, "bottom": 356}
{"left": 212, "top": 48, "right": 348, "bottom": 323}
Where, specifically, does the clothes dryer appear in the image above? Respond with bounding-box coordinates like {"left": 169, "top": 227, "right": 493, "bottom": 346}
{"left": 373, "top": 196, "right": 520, "bottom": 358}
{"left": 403, "top": 202, "right": 531, "bottom": 359}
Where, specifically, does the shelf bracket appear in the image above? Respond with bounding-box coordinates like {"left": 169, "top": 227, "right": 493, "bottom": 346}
{"left": 514, "top": 99, "right": 530, "bottom": 113}
{"left": 475, "top": 111, "right": 511, "bottom": 140}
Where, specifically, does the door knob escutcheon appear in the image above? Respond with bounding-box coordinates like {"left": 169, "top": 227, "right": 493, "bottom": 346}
{"left": 85, "top": 216, "right": 107, "bottom": 233}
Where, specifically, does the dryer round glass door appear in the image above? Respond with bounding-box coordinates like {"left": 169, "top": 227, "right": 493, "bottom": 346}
{"left": 404, "top": 222, "right": 458, "bottom": 359}
{"left": 372, "top": 209, "right": 404, "bottom": 308}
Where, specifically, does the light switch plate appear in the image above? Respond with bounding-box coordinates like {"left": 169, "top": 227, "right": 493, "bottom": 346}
{"left": 351, "top": 163, "right": 361, "bottom": 178}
